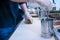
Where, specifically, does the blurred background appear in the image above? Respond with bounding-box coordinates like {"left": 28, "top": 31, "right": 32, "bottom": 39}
{"left": 9, "top": 0, "right": 60, "bottom": 40}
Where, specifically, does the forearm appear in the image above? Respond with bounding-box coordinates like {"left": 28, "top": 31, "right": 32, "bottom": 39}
{"left": 20, "top": 3, "right": 30, "bottom": 18}
{"left": 11, "top": 0, "right": 52, "bottom": 11}
{"left": 36, "top": 1, "right": 47, "bottom": 7}
{"left": 10, "top": 0, "right": 41, "bottom": 4}
{"left": 11, "top": 0, "right": 48, "bottom": 8}
{"left": 20, "top": 3, "right": 28, "bottom": 13}
{"left": 10, "top": 0, "right": 34, "bottom": 2}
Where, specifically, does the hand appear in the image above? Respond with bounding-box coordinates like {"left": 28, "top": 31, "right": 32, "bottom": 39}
{"left": 25, "top": 12, "right": 33, "bottom": 24}
{"left": 43, "top": 0, "right": 53, "bottom": 11}
{"left": 45, "top": 5, "right": 53, "bottom": 11}
{"left": 25, "top": 12, "right": 32, "bottom": 20}
{"left": 36, "top": 0, "right": 53, "bottom": 11}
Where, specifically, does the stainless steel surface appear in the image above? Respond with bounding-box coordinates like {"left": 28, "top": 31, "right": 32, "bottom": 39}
{"left": 53, "top": 27, "right": 60, "bottom": 40}
{"left": 40, "top": 8, "right": 54, "bottom": 38}
{"left": 41, "top": 17, "right": 53, "bottom": 38}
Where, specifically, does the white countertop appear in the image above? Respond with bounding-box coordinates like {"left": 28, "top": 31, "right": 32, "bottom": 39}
{"left": 9, "top": 18, "right": 55, "bottom": 40}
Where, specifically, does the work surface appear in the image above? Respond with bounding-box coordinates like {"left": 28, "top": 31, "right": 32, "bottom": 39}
{"left": 9, "top": 18, "right": 55, "bottom": 40}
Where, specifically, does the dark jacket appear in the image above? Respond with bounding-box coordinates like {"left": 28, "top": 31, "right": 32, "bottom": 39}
{"left": 0, "top": 0, "right": 24, "bottom": 40}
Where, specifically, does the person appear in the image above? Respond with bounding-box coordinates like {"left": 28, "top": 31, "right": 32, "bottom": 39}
{"left": 0, "top": 1, "right": 27, "bottom": 40}
{"left": 19, "top": 3, "right": 33, "bottom": 24}
{"left": 0, "top": 0, "right": 52, "bottom": 40}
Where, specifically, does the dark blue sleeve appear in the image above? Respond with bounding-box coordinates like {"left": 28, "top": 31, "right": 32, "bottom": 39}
{"left": 0, "top": 1, "right": 24, "bottom": 40}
